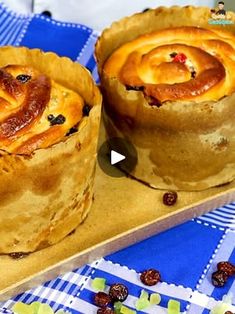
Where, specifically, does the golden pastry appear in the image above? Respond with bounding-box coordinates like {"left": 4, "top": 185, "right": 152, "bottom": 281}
{"left": 0, "top": 46, "right": 102, "bottom": 254}
{"left": 95, "top": 6, "right": 235, "bottom": 191}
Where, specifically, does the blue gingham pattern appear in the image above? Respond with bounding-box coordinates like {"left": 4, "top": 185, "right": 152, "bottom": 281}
{"left": 0, "top": 2, "right": 234, "bottom": 313}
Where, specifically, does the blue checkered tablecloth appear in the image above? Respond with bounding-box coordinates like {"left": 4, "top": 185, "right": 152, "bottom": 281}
{"left": 0, "top": 2, "right": 234, "bottom": 313}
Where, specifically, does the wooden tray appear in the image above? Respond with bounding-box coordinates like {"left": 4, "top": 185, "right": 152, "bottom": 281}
{"left": 0, "top": 125, "right": 235, "bottom": 301}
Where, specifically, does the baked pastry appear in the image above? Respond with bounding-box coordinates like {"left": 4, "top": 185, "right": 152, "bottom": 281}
{"left": 0, "top": 46, "right": 102, "bottom": 254}
{"left": 95, "top": 6, "right": 235, "bottom": 191}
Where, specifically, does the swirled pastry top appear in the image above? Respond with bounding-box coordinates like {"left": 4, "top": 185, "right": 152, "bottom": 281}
{"left": 0, "top": 65, "right": 84, "bottom": 154}
{"left": 104, "top": 26, "right": 235, "bottom": 104}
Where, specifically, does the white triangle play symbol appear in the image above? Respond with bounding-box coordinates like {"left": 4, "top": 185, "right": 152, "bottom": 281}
{"left": 111, "top": 150, "right": 126, "bottom": 165}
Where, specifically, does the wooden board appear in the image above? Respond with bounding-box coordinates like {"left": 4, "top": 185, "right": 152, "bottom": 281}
{"left": 0, "top": 125, "right": 235, "bottom": 301}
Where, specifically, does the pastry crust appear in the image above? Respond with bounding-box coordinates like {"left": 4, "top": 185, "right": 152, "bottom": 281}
{"left": 0, "top": 46, "right": 102, "bottom": 253}
{"left": 95, "top": 6, "right": 235, "bottom": 191}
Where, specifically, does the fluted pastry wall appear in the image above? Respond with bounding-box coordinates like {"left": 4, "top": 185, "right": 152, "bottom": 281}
{"left": 96, "top": 6, "right": 235, "bottom": 190}
{"left": 0, "top": 47, "right": 102, "bottom": 253}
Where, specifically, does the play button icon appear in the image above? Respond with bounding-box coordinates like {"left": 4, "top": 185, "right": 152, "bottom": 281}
{"left": 111, "top": 150, "right": 126, "bottom": 165}
{"left": 97, "top": 137, "right": 138, "bottom": 178}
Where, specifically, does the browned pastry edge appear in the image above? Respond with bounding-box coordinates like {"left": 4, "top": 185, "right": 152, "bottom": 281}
{"left": 0, "top": 72, "right": 51, "bottom": 138}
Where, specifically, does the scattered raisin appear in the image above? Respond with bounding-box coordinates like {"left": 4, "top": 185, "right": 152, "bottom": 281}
{"left": 163, "top": 191, "right": 178, "bottom": 206}
{"left": 97, "top": 308, "right": 114, "bottom": 314}
{"left": 142, "top": 8, "right": 150, "bottom": 12}
{"left": 224, "top": 311, "right": 234, "bottom": 314}
{"left": 125, "top": 85, "right": 144, "bottom": 91}
{"left": 16, "top": 74, "right": 31, "bottom": 83}
{"left": 68, "top": 229, "right": 76, "bottom": 236}
{"left": 94, "top": 292, "right": 111, "bottom": 308}
{"left": 217, "top": 261, "right": 235, "bottom": 276}
{"left": 66, "top": 126, "right": 78, "bottom": 136}
{"left": 50, "top": 114, "right": 66, "bottom": 126}
{"left": 109, "top": 283, "right": 128, "bottom": 302}
{"left": 140, "top": 269, "right": 161, "bottom": 286}
{"left": 211, "top": 270, "right": 228, "bottom": 287}
{"left": 215, "top": 182, "right": 231, "bottom": 188}
{"left": 145, "top": 95, "right": 162, "bottom": 107}
{"left": 170, "top": 52, "right": 177, "bottom": 58}
{"left": 83, "top": 104, "right": 92, "bottom": 116}
{"left": 191, "top": 71, "right": 197, "bottom": 78}
{"left": 42, "top": 10, "right": 52, "bottom": 18}
{"left": 47, "top": 114, "right": 55, "bottom": 121}
{"left": 9, "top": 252, "right": 29, "bottom": 259}
{"left": 86, "top": 66, "right": 93, "bottom": 74}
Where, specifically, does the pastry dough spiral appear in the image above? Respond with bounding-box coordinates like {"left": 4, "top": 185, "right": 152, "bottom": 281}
{"left": 104, "top": 26, "right": 235, "bottom": 104}
{"left": 0, "top": 65, "right": 83, "bottom": 154}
